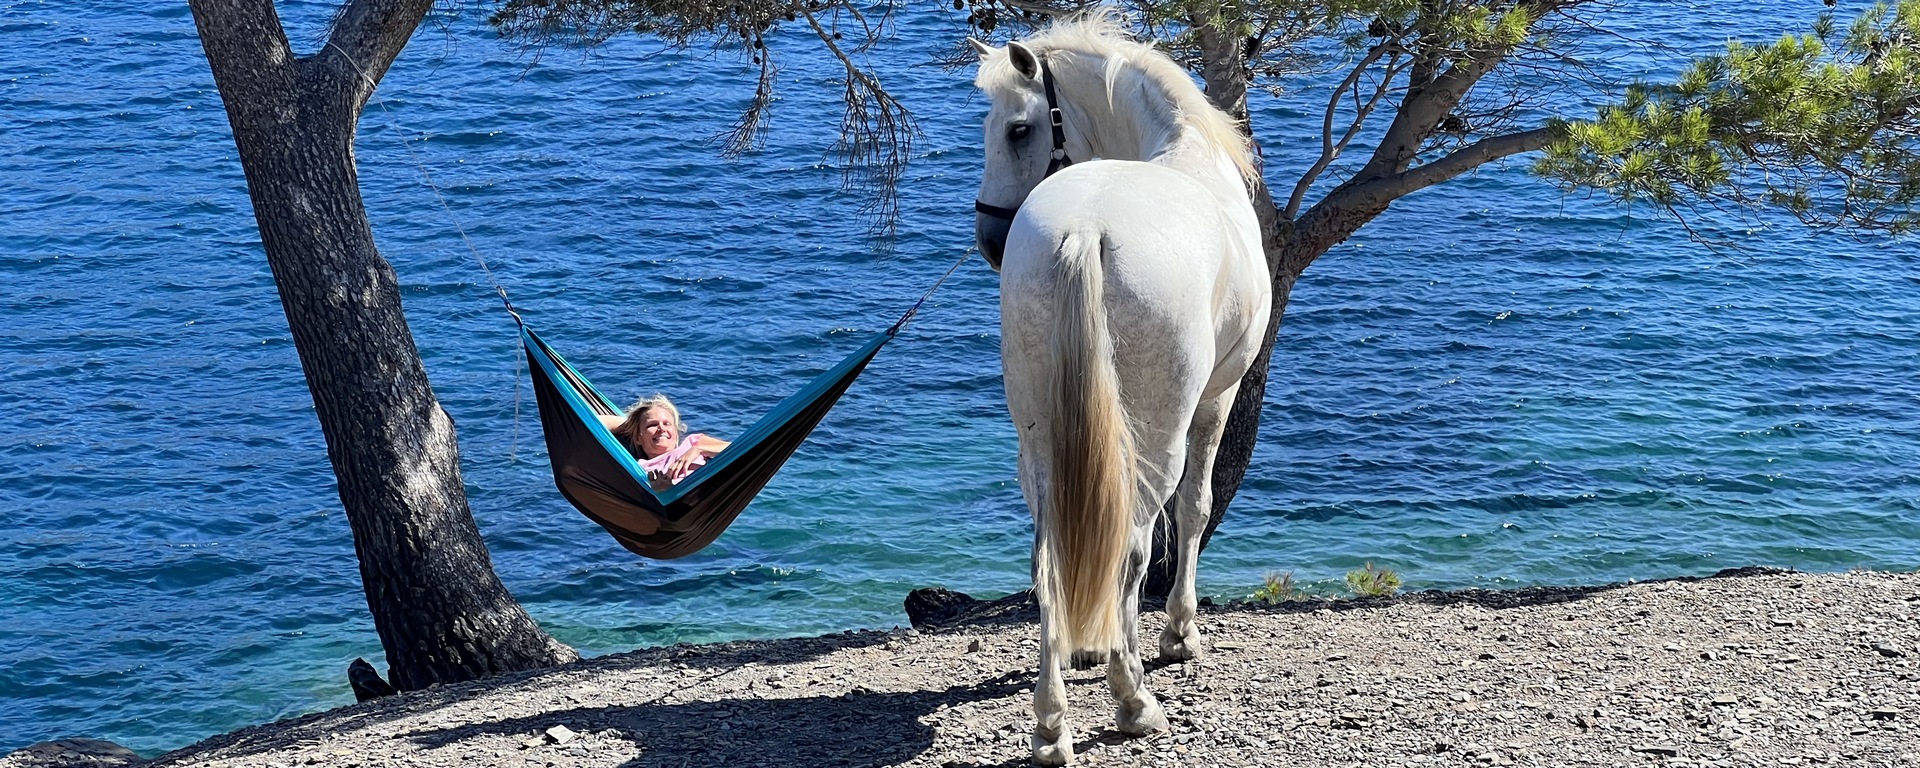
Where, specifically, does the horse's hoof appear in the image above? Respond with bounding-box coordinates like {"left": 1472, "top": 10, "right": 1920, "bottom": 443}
{"left": 1116, "top": 699, "right": 1170, "bottom": 736}
{"left": 1031, "top": 735, "right": 1074, "bottom": 766}
{"left": 1158, "top": 628, "right": 1201, "bottom": 662}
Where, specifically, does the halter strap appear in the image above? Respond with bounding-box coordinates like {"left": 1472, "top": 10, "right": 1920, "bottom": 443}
{"left": 973, "top": 199, "right": 1021, "bottom": 220}
{"left": 974, "top": 54, "right": 1074, "bottom": 222}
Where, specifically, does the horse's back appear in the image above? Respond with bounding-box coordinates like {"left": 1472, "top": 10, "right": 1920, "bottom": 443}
{"left": 999, "top": 158, "right": 1268, "bottom": 437}
{"left": 1000, "top": 158, "right": 1266, "bottom": 383}
{"left": 1009, "top": 159, "right": 1251, "bottom": 266}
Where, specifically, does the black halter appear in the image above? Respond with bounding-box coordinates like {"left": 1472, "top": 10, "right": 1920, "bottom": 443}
{"left": 974, "top": 56, "right": 1074, "bottom": 222}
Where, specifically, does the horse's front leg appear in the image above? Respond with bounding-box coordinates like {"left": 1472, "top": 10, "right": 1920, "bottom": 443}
{"left": 1159, "top": 387, "right": 1237, "bottom": 661}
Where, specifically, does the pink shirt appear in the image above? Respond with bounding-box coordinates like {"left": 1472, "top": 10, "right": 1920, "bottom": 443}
{"left": 640, "top": 433, "right": 709, "bottom": 486}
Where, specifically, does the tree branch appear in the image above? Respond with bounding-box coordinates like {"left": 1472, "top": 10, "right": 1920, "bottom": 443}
{"left": 1363, "top": 125, "right": 1562, "bottom": 201}
{"left": 188, "top": 0, "right": 299, "bottom": 124}
{"left": 1358, "top": 53, "right": 1501, "bottom": 180}
{"left": 1352, "top": 1, "right": 1589, "bottom": 181}
{"left": 1285, "top": 40, "right": 1400, "bottom": 219}
{"left": 318, "top": 0, "right": 436, "bottom": 115}
{"left": 802, "top": 8, "right": 917, "bottom": 231}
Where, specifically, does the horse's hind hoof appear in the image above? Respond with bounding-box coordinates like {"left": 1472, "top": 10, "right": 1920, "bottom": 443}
{"left": 1032, "top": 736, "right": 1074, "bottom": 765}
{"left": 1116, "top": 698, "right": 1170, "bottom": 736}
{"left": 1158, "top": 629, "right": 1201, "bottom": 662}
{"left": 1069, "top": 649, "right": 1103, "bottom": 670}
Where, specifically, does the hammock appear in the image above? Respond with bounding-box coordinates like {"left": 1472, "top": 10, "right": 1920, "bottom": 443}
{"left": 366, "top": 88, "right": 969, "bottom": 561}
{"left": 521, "top": 322, "right": 895, "bottom": 559}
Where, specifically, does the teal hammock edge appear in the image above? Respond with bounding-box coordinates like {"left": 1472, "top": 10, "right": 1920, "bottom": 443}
{"left": 518, "top": 323, "right": 895, "bottom": 507}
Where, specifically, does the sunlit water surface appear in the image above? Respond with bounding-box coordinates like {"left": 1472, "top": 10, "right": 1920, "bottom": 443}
{"left": 1, "top": 0, "right": 1915, "bottom": 754}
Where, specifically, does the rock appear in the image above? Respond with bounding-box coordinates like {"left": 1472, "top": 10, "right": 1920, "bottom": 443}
{"left": 1632, "top": 744, "right": 1681, "bottom": 756}
{"left": 904, "top": 587, "right": 980, "bottom": 629}
{"left": 1, "top": 738, "right": 145, "bottom": 767}
{"left": 348, "top": 657, "right": 396, "bottom": 702}
{"left": 545, "top": 725, "right": 577, "bottom": 744}
{"left": 1711, "top": 694, "right": 1738, "bottom": 706}
{"left": 1870, "top": 642, "right": 1906, "bottom": 658}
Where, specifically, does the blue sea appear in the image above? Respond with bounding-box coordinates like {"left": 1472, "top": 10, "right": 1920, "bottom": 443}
{"left": 3, "top": 0, "right": 1915, "bottom": 756}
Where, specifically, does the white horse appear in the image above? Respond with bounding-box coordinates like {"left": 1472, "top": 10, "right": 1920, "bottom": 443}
{"left": 969, "top": 15, "right": 1272, "bottom": 766}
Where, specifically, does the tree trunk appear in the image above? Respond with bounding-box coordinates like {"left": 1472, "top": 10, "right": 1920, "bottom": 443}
{"left": 190, "top": 0, "right": 577, "bottom": 690}
{"left": 1146, "top": 13, "right": 1290, "bottom": 596}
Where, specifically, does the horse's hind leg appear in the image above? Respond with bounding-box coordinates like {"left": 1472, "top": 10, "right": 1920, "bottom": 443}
{"left": 1020, "top": 454, "right": 1076, "bottom": 766}
{"left": 1108, "top": 523, "right": 1168, "bottom": 735}
{"left": 1159, "top": 386, "right": 1238, "bottom": 661}
{"left": 1032, "top": 625, "right": 1074, "bottom": 765}
{"left": 1108, "top": 433, "right": 1184, "bottom": 735}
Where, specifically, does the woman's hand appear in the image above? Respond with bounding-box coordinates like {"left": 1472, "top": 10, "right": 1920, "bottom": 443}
{"left": 645, "top": 466, "right": 673, "bottom": 491}
{"left": 664, "top": 442, "right": 704, "bottom": 479}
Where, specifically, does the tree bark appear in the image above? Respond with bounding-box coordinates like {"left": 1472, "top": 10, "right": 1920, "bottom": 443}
{"left": 190, "top": 0, "right": 577, "bottom": 690}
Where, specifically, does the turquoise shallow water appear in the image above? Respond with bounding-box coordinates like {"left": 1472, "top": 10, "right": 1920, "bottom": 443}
{"left": 2, "top": 0, "right": 1916, "bottom": 755}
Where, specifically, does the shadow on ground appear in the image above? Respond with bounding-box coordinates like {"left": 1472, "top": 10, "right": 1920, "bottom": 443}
{"left": 144, "top": 629, "right": 905, "bottom": 766}
{"left": 401, "top": 671, "right": 1031, "bottom": 768}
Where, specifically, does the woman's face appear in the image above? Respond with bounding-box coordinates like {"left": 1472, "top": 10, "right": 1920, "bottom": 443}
{"left": 638, "top": 406, "right": 679, "bottom": 458}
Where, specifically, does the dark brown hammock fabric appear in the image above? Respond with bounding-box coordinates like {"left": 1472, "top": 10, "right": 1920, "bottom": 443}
{"left": 521, "top": 323, "right": 893, "bottom": 559}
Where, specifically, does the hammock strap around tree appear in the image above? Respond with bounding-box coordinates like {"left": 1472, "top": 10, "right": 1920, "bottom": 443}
{"left": 519, "top": 251, "right": 970, "bottom": 560}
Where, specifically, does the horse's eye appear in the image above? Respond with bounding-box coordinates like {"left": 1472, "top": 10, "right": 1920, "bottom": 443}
{"left": 1007, "top": 123, "right": 1032, "bottom": 142}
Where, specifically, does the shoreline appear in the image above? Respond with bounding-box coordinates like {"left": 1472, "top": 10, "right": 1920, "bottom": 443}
{"left": 9, "top": 567, "right": 1917, "bottom": 767}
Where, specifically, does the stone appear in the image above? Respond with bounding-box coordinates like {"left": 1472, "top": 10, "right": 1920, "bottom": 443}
{"left": 1871, "top": 642, "right": 1906, "bottom": 658}
{"left": 348, "top": 657, "right": 396, "bottom": 702}
{"left": 1, "top": 739, "right": 144, "bottom": 768}
{"left": 545, "top": 725, "right": 578, "bottom": 744}
{"left": 1632, "top": 744, "right": 1681, "bottom": 756}
{"left": 905, "top": 588, "right": 990, "bottom": 630}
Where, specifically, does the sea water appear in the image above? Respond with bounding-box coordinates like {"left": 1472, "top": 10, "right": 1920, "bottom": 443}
{"left": 1, "top": 0, "right": 1915, "bottom": 754}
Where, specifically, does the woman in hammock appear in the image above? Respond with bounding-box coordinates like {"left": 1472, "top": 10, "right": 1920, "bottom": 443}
{"left": 603, "top": 394, "right": 731, "bottom": 490}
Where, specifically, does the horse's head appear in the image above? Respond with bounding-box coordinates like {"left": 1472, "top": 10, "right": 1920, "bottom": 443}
{"left": 970, "top": 38, "right": 1074, "bottom": 271}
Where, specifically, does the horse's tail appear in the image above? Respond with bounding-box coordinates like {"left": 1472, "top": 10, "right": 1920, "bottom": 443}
{"left": 1037, "top": 227, "right": 1135, "bottom": 659}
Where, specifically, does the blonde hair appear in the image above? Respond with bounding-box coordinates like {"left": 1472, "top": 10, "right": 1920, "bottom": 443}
{"left": 612, "top": 393, "right": 686, "bottom": 458}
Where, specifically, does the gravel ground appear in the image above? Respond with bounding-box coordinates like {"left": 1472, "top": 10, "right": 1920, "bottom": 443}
{"left": 11, "top": 568, "right": 1918, "bottom": 768}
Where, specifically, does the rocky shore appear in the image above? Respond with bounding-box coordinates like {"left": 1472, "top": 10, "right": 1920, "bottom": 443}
{"left": 8, "top": 568, "right": 1916, "bottom": 767}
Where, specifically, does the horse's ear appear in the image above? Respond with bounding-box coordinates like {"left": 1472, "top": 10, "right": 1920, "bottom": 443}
{"left": 968, "top": 38, "right": 996, "bottom": 60}
{"left": 1007, "top": 41, "right": 1041, "bottom": 81}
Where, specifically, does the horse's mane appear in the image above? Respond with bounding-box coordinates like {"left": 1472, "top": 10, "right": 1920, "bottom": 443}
{"left": 977, "top": 12, "right": 1259, "bottom": 185}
